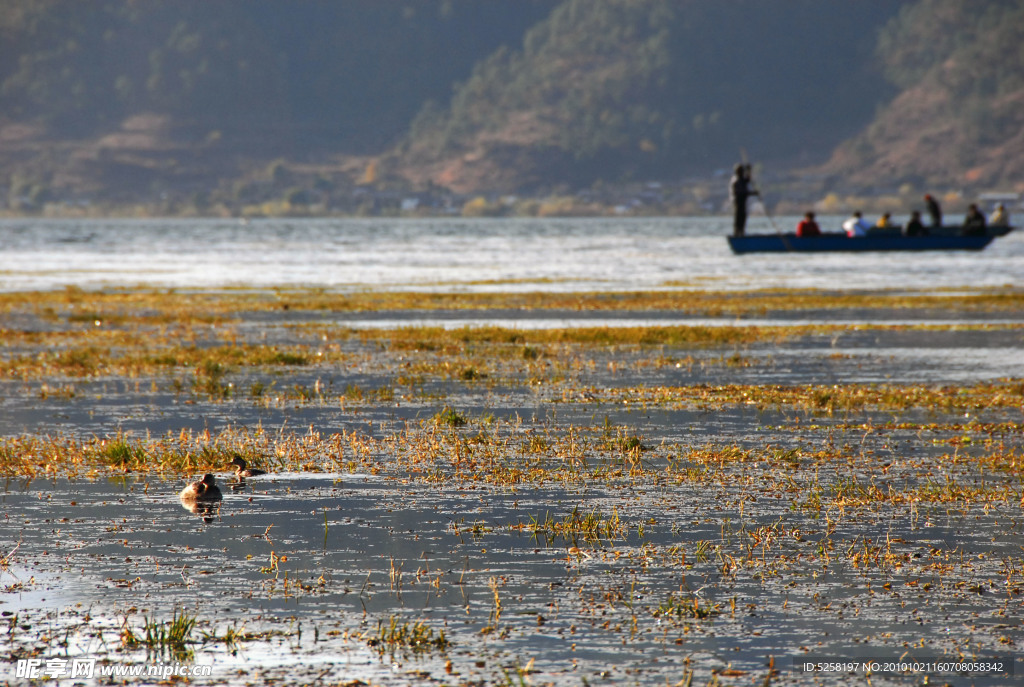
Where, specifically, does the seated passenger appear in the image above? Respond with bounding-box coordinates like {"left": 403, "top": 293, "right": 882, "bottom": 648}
{"left": 875, "top": 212, "right": 892, "bottom": 228}
{"left": 990, "top": 203, "right": 1010, "bottom": 227}
{"left": 796, "top": 211, "right": 821, "bottom": 237}
{"left": 962, "top": 204, "right": 987, "bottom": 236}
{"left": 842, "top": 211, "right": 871, "bottom": 238}
{"left": 903, "top": 210, "right": 928, "bottom": 236}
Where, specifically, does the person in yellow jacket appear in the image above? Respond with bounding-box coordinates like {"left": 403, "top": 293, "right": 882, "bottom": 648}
{"left": 990, "top": 203, "right": 1010, "bottom": 227}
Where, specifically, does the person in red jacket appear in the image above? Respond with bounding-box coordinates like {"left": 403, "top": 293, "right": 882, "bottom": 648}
{"left": 796, "top": 211, "right": 821, "bottom": 237}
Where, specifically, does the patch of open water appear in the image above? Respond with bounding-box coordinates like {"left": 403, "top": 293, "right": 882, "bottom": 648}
{"left": 1, "top": 216, "right": 1022, "bottom": 292}
{"left": 2, "top": 349, "right": 1023, "bottom": 687}
{"left": 3, "top": 465, "right": 1022, "bottom": 686}
{"left": 1, "top": 219, "right": 1022, "bottom": 684}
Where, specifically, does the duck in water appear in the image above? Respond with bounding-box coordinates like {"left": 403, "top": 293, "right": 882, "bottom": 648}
{"left": 179, "top": 473, "right": 223, "bottom": 501}
{"left": 230, "top": 456, "right": 267, "bottom": 479}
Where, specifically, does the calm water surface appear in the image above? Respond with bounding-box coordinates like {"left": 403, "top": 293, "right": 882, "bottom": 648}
{"left": 2, "top": 216, "right": 1022, "bottom": 686}
{"left": 0, "top": 216, "right": 1021, "bottom": 292}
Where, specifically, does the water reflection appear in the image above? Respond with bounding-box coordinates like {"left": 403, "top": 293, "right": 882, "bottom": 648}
{"left": 179, "top": 496, "right": 223, "bottom": 523}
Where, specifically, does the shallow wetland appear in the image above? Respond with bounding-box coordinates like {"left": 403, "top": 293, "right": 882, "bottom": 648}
{"left": 2, "top": 282, "right": 1023, "bottom": 686}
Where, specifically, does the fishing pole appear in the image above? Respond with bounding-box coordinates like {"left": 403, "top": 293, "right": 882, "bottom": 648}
{"left": 740, "top": 148, "right": 791, "bottom": 250}
{"left": 739, "top": 150, "right": 784, "bottom": 235}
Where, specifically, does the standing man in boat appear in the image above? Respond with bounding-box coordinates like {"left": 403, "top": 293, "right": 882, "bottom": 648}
{"left": 729, "top": 163, "right": 759, "bottom": 237}
{"left": 924, "top": 194, "right": 942, "bottom": 227}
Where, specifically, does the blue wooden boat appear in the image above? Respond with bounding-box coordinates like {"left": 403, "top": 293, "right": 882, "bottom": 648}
{"left": 727, "top": 228, "right": 1011, "bottom": 254}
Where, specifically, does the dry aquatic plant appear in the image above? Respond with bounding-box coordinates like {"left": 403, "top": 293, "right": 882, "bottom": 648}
{"left": 366, "top": 616, "right": 450, "bottom": 656}
{"left": 526, "top": 506, "right": 625, "bottom": 547}
{"left": 199, "top": 623, "right": 251, "bottom": 653}
{"left": 4, "top": 285, "right": 1023, "bottom": 319}
{"left": 0, "top": 339, "right": 324, "bottom": 382}
{"left": 653, "top": 592, "right": 721, "bottom": 621}
{"left": 571, "top": 380, "right": 1024, "bottom": 414}
{"left": 120, "top": 609, "right": 197, "bottom": 660}
{"left": 0, "top": 425, "right": 351, "bottom": 476}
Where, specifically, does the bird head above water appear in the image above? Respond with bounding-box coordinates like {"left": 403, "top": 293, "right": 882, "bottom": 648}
{"left": 230, "top": 455, "right": 267, "bottom": 478}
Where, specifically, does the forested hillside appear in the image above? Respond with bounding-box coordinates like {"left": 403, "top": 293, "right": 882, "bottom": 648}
{"left": 0, "top": 0, "right": 1020, "bottom": 215}
{"left": 822, "top": 0, "right": 1024, "bottom": 190}
{"left": 0, "top": 0, "right": 551, "bottom": 150}
{"left": 392, "top": 0, "right": 903, "bottom": 192}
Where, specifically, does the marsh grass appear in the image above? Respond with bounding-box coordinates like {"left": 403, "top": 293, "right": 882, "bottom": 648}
{"left": 120, "top": 609, "right": 197, "bottom": 659}
{"left": 200, "top": 623, "right": 250, "bottom": 653}
{"left": 4, "top": 286, "right": 1023, "bottom": 411}
{"left": 194, "top": 360, "right": 230, "bottom": 398}
{"left": 0, "top": 429, "right": 1015, "bottom": 583}
{"left": 434, "top": 406, "right": 468, "bottom": 428}
{"left": 98, "top": 436, "right": 149, "bottom": 469}
{"left": 584, "top": 381, "right": 1024, "bottom": 413}
{"left": 2, "top": 286, "right": 1022, "bottom": 536}
{"left": 7, "top": 392, "right": 1020, "bottom": 520}
{"left": 0, "top": 542, "right": 18, "bottom": 570}
{"left": 0, "top": 425, "right": 341, "bottom": 476}
{"left": 0, "top": 339, "right": 329, "bottom": 381}
{"left": 653, "top": 592, "right": 721, "bottom": 621}
{"left": 3, "top": 285, "right": 1023, "bottom": 684}
{"left": 5, "top": 286, "right": 1023, "bottom": 320}
{"left": 373, "top": 324, "right": 789, "bottom": 353}
{"left": 367, "top": 616, "right": 449, "bottom": 656}
{"left": 527, "top": 506, "right": 624, "bottom": 546}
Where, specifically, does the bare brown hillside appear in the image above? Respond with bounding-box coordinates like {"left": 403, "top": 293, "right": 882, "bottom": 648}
{"left": 821, "top": 70, "right": 1024, "bottom": 193}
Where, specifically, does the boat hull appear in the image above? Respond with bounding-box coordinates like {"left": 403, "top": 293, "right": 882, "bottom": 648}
{"left": 727, "top": 232, "right": 1002, "bottom": 254}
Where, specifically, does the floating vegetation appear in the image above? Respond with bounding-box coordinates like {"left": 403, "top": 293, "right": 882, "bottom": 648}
{"left": 199, "top": 623, "right": 251, "bottom": 654}
{"left": 584, "top": 380, "right": 1024, "bottom": 413}
{"left": 120, "top": 609, "right": 197, "bottom": 660}
{"left": 433, "top": 406, "right": 468, "bottom": 428}
{"left": 1, "top": 284, "right": 1023, "bottom": 685}
{"left": 0, "top": 426, "right": 340, "bottom": 476}
{"left": 653, "top": 592, "right": 721, "bottom": 621}
{"left": 373, "top": 323, "right": 791, "bottom": 351}
{"left": 4, "top": 285, "right": 1023, "bottom": 320}
{"left": 526, "top": 506, "right": 624, "bottom": 546}
{"left": 0, "top": 340, "right": 335, "bottom": 382}
{"left": 366, "top": 616, "right": 450, "bottom": 656}
{"left": 97, "top": 435, "right": 149, "bottom": 469}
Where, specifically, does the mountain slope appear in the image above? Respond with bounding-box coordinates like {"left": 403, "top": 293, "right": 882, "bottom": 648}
{"left": 2, "top": 0, "right": 1020, "bottom": 212}
{"left": 390, "top": 0, "right": 904, "bottom": 193}
{"left": 820, "top": 0, "right": 1024, "bottom": 190}
{"left": 0, "top": 0, "right": 553, "bottom": 150}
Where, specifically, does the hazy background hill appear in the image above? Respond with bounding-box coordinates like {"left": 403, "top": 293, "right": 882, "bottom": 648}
{"left": 392, "top": 0, "right": 902, "bottom": 192}
{"left": 822, "top": 0, "right": 1024, "bottom": 191}
{"left": 1, "top": 0, "right": 1021, "bottom": 215}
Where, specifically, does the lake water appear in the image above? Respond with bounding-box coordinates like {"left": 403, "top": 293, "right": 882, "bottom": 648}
{"left": 0, "top": 216, "right": 1022, "bottom": 293}
{"left": 2, "top": 215, "right": 1023, "bottom": 686}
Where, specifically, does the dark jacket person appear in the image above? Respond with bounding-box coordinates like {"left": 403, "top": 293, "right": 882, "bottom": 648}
{"left": 924, "top": 194, "right": 942, "bottom": 227}
{"left": 963, "top": 204, "right": 986, "bottom": 236}
{"left": 903, "top": 210, "right": 928, "bottom": 236}
{"left": 729, "top": 164, "right": 759, "bottom": 237}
